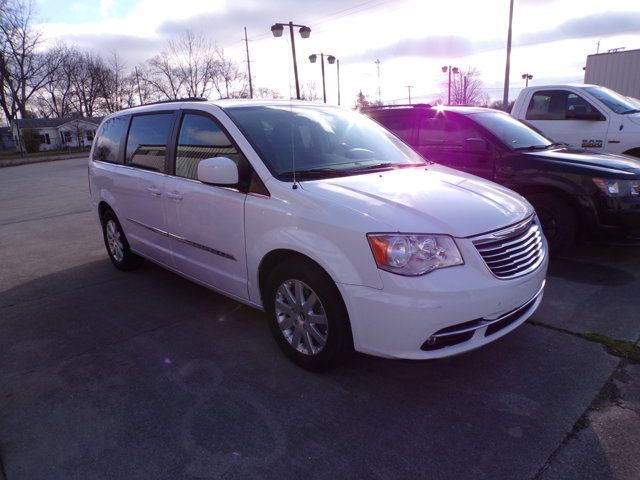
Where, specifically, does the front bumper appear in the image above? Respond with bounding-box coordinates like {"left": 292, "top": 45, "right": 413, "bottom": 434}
{"left": 337, "top": 237, "right": 548, "bottom": 360}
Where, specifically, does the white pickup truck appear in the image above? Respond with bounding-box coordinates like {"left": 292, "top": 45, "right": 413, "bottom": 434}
{"left": 511, "top": 84, "right": 640, "bottom": 158}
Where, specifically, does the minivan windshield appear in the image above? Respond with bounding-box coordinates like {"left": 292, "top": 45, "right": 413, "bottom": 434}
{"left": 583, "top": 86, "right": 639, "bottom": 114}
{"left": 470, "top": 111, "right": 554, "bottom": 150}
{"left": 225, "top": 105, "right": 426, "bottom": 180}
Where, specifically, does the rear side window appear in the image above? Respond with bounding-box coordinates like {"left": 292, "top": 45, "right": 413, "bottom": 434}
{"left": 175, "top": 113, "right": 246, "bottom": 181}
{"left": 126, "top": 113, "right": 174, "bottom": 172}
{"left": 418, "top": 114, "right": 482, "bottom": 147}
{"left": 525, "top": 90, "right": 600, "bottom": 120}
{"left": 370, "top": 110, "right": 415, "bottom": 143}
{"left": 93, "top": 116, "right": 128, "bottom": 164}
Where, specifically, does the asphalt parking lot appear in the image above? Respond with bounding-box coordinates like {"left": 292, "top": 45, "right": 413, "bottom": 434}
{"left": 1, "top": 158, "right": 639, "bottom": 480}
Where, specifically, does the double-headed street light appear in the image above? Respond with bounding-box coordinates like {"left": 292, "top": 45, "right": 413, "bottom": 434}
{"left": 442, "top": 65, "right": 459, "bottom": 106}
{"left": 522, "top": 73, "right": 533, "bottom": 87}
{"left": 271, "top": 21, "right": 311, "bottom": 100}
{"left": 309, "top": 53, "right": 340, "bottom": 105}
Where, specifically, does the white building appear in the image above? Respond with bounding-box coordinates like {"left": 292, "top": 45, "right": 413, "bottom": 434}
{"left": 584, "top": 48, "right": 640, "bottom": 99}
{"left": 11, "top": 116, "right": 103, "bottom": 153}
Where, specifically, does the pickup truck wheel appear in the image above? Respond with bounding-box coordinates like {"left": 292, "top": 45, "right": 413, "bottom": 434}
{"left": 101, "top": 210, "right": 144, "bottom": 271}
{"left": 264, "top": 259, "right": 353, "bottom": 372}
{"left": 527, "top": 193, "right": 575, "bottom": 254}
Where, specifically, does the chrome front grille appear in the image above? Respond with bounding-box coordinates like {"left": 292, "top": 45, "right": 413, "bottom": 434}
{"left": 472, "top": 216, "right": 545, "bottom": 279}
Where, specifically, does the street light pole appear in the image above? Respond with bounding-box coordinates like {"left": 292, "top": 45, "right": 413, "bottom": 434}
{"left": 442, "top": 65, "right": 459, "bottom": 105}
{"left": 310, "top": 53, "right": 339, "bottom": 104}
{"left": 271, "top": 21, "right": 311, "bottom": 100}
{"left": 522, "top": 73, "right": 533, "bottom": 87}
{"left": 502, "top": 0, "right": 515, "bottom": 109}
{"left": 288, "top": 22, "right": 301, "bottom": 100}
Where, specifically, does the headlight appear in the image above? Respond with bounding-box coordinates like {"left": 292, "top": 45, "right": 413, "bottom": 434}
{"left": 367, "top": 234, "right": 464, "bottom": 276}
{"left": 593, "top": 178, "right": 640, "bottom": 197}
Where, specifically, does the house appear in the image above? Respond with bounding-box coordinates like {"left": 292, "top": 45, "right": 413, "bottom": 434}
{"left": 11, "top": 116, "right": 104, "bottom": 153}
{"left": 0, "top": 127, "right": 15, "bottom": 151}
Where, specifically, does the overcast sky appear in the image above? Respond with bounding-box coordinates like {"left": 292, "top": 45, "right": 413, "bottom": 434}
{"left": 35, "top": 0, "right": 640, "bottom": 106}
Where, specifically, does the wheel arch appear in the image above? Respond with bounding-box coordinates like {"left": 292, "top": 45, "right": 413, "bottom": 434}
{"left": 509, "top": 183, "right": 596, "bottom": 230}
{"left": 258, "top": 249, "right": 337, "bottom": 306}
{"left": 622, "top": 147, "right": 640, "bottom": 159}
{"left": 98, "top": 200, "right": 113, "bottom": 223}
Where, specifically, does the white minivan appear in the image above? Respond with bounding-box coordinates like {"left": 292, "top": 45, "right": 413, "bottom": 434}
{"left": 89, "top": 99, "right": 548, "bottom": 371}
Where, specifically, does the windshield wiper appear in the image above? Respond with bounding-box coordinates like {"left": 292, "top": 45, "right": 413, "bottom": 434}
{"left": 344, "top": 162, "right": 426, "bottom": 173}
{"left": 621, "top": 108, "right": 640, "bottom": 114}
{"left": 515, "top": 142, "right": 566, "bottom": 151}
{"left": 278, "top": 167, "right": 347, "bottom": 179}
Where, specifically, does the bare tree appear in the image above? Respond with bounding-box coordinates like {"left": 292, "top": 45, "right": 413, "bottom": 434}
{"left": 99, "top": 51, "right": 128, "bottom": 114}
{"left": 67, "top": 50, "right": 105, "bottom": 117}
{"left": 211, "top": 47, "right": 248, "bottom": 99}
{"left": 300, "top": 81, "right": 320, "bottom": 102}
{"left": 0, "top": 0, "right": 62, "bottom": 121}
{"left": 354, "top": 90, "right": 372, "bottom": 110}
{"left": 253, "top": 87, "right": 283, "bottom": 99}
{"left": 168, "top": 30, "right": 216, "bottom": 98}
{"left": 442, "top": 67, "right": 489, "bottom": 106}
{"left": 146, "top": 51, "right": 184, "bottom": 100}
{"left": 34, "top": 44, "right": 76, "bottom": 118}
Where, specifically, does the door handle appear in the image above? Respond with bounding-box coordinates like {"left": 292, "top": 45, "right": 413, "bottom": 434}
{"left": 166, "top": 191, "right": 183, "bottom": 201}
{"left": 146, "top": 186, "right": 161, "bottom": 196}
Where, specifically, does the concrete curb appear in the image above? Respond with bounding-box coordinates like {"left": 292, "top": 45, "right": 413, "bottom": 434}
{"left": 0, "top": 152, "right": 88, "bottom": 168}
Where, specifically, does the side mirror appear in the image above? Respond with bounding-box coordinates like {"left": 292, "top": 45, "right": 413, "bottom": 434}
{"left": 197, "top": 157, "right": 239, "bottom": 185}
{"left": 464, "top": 138, "right": 488, "bottom": 153}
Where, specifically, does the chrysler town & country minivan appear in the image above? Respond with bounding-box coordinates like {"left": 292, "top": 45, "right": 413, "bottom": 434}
{"left": 89, "top": 99, "right": 548, "bottom": 371}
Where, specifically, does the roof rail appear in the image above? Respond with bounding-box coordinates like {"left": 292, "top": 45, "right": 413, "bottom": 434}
{"left": 362, "top": 103, "right": 432, "bottom": 111}
{"left": 120, "top": 97, "right": 208, "bottom": 111}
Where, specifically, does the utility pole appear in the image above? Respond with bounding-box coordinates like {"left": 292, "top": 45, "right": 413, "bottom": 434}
{"left": 502, "top": 0, "right": 514, "bottom": 110}
{"left": 244, "top": 27, "right": 253, "bottom": 99}
{"left": 596, "top": 40, "right": 600, "bottom": 54}
{"left": 375, "top": 59, "right": 381, "bottom": 103}
{"left": 405, "top": 85, "right": 413, "bottom": 104}
{"left": 336, "top": 59, "right": 341, "bottom": 106}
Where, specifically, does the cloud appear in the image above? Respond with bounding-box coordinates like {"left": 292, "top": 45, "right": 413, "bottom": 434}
{"left": 343, "top": 36, "right": 503, "bottom": 63}
{"left": 62, "top": 33, "right": 166, "bottom": 66}
{"left": 518, "top": 11, "right": 640, "bottom": 45}
{"left": 99, "top": 0, "right": 115, "bottom": 17}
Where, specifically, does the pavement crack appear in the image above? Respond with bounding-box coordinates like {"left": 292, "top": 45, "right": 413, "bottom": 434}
{"left": 0, "top": 209, "right": 92, "bottom": 227}
{"left": 529, "top": 320, "right": 640, "bottom": 363}
{"left": 531, "top": 357, "right": 624, "bottom": 480}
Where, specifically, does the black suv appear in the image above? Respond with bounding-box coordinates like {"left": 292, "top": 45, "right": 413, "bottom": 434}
{"left": 365, "top": 104, "right": 640, "bottom": 251}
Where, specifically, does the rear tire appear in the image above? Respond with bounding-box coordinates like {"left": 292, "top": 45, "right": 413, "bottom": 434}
{"left": 264, "top": 258, "right": 353, "bottom": 372}
{"left": 101, "top": 209, "right": 143, "bottom": 271}
{"left": 527, "top": 193, "right": 576, "bottom": 255}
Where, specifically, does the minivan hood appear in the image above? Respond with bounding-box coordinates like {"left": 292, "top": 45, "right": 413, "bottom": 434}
{"left": 300, "top": 165, "right": 532, "bottom": 237}
{"left": 524, "top": 148, "right": 640, "bottom": 175}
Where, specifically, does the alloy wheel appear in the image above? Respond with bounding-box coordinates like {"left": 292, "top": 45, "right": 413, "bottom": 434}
{"left": 274, "top": 279, "right": 328, "bottom": 355}
{"left": 106, "top": 219, "right": 125, "bottom": 262}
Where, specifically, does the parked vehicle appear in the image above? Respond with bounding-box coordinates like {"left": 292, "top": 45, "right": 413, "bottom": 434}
{"left": 89, "top": 99, "right": 547, "bottom": 371}
{"left": 511, "top": 84, "right": 640, "bottom": 158}
{"left": 365, "top": 104, "right": 640, "bottom": 251}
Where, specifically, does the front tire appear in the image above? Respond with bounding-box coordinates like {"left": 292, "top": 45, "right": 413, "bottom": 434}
{"left": 527, "top": 193, "right": 576, "bottom": 254}
{"left": 264, "top": 258, "right": 353, "bottom": 372}
{"left": 101, "top": 209, "right": 143, "bottom": 271}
